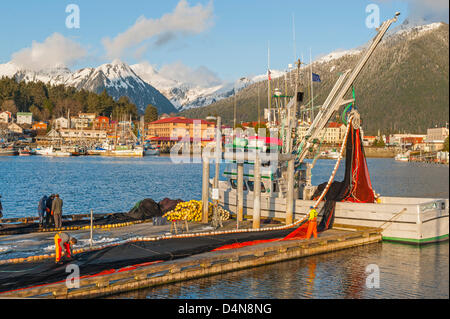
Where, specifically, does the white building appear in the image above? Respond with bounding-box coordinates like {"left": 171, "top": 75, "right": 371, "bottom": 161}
{"left": 70, "top": 113, "right": 97, "bottom": 129}
{"left": 426, "top": 127, "right": 449, "bottom": 143}
{"left": 8, "top": 123, "right": 23, "bottom": 134}
{"left": 59, "top": 129, "right": 107, "bottom": 140}
{"left": 297, "top": 122, "right": 347, "bottom": 144}
{"left": 54, "top": 117, "right": 70, "bottom": 130}
{"left": 0, "top": 111, "right": 11, "bottom": 124}
{"left": 16, "top": 112, "right": 33, "bottom": 125}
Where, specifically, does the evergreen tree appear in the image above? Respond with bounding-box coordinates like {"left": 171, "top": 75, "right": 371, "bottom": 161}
{"left": 443, "top": 136, "right": 449, "bottom": 152}
{"left": 144, "top": 104, "right": 158, "bottom": 123}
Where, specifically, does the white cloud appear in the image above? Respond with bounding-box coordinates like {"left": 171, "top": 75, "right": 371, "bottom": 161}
{"left": 11, "top": 33, "right": 87, "bottom": 71}
{"left": 377, "top": 0, "right": 449, "bottom": 23}
{"left": 159, "top": 61, "right": 222, "bottom": 88}
{"left": 102, "top": 0, "right": 214, "bottom": 60}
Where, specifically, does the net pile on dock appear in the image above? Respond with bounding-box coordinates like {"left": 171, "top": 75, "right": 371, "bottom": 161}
{"left": 163, "top": 200, "right": 231, "bottom": 222}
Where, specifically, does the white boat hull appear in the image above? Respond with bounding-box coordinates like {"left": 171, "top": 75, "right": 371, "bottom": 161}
{"left": 144, "top": 149, "right": 160, "bottom": 156}
{"left": 101, "top": 149, "right": 144, "bottom": 157}
{"left": 219, "top": 187, "right": 449, "bottom": 244}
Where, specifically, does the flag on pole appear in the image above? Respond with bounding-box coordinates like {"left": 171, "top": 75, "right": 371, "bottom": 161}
{"left": 268, "top": 69, "right": 272, "bottom": 81}
{"left": 312, "top": 73, "right": 321, "bottom": 82}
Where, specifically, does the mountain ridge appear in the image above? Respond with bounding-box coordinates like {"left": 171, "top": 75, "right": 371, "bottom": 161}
{"left": 0, "top": 60, "right": 178, "bottom": 115}
{"left": 179, "top": 22, "right": 449, "bottom": 135}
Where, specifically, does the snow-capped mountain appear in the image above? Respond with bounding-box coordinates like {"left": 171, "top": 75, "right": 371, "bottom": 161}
{"left": 0, "top": 60, "right": 177, "bottom": 114}
{"left": 131, "top": 62, "right": 286, "bottom": 111}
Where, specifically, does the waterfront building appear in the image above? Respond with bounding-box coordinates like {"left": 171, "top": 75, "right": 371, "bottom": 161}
{"left": 70, "top": 113, "right": 97, "bottom": 129}
{"left": 8, "top": 123, "right": 23, "bottom": 134}
{"left": 362, "top": 136, "right": 377, "bottom": 146}
{"left": 387, "top": 133, "right": 426, "bottom": 147}
{"left": 147, "top": 117, "right": 216, "bottom": 149}
{"left": 426, "top": 127, "right": 449, "bottom": 142}
{"left": 0, "top": 111, "right": 11, "bottom": 124}
{"left": 94, "top": 116, "right": 110, "bottom": 130}
{"left": 44, "top": 128, "right": 107, "bottom": 143}
{"left": 32, "top": 122, "right": 48, "bottom": 132}
{"left": 421, "top": 127, "right": 449, "bottom": 152}
{"left": 59, "top": 129, "right": 107, "bottom": 140}
{"left": 16, "top": 112, "right": 33, "bottom": 125}
{"left": 297, "top": 122, "right": 347, "bottom": 144}
{"left": 54, "top": 117, "right": 70, "bottom": 130}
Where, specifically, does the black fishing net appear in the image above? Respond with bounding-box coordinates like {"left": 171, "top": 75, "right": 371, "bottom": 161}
{"left": 312, "top": 126, "right": 374, "bottom": 232}
{"left": 0, "top": 198, "right": 173, "bottom": 236}
{"left": 0, "top": 228, "right": 294, "bottom": 293}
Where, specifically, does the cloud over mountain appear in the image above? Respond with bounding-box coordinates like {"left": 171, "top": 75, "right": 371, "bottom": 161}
{"left": 102, "top": 0, "right": 214, "bottom": 60}
{"left": 159, "top": 61, "right": 223, "bottom": 88}
{"left": 11, "top": 33, "right": 87, "bottom": 71}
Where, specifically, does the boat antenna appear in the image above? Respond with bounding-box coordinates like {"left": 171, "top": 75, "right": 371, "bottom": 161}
{"left": 292, "top": 13, "right": 297, "bottom": 62}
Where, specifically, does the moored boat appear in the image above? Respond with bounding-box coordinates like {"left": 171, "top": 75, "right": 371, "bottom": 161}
{"left": 0, "top": 146, "right": 18, "bottom": 156}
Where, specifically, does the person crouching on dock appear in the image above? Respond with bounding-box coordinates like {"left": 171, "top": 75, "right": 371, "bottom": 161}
{"left": 54, "top": 232, "right": 77, "bottom": 264}
{"left": 306, "top": 206, "right": 318, "bottom": 239}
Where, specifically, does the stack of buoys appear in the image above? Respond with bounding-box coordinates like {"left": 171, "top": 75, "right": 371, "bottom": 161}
{"left": 163, "top": 200, "right": 231, "bottom": 222}
{"left": 210, "top": 205, "right": 231, "bottom": 221}
{"left": 163, "top": 200, "right": 203, "bottom": 222}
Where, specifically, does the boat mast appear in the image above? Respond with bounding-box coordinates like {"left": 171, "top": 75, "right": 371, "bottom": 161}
{"left": 295, "top": 12, "right": 401, "bottom": 164}
{"left": 310, "top": 48, "right": 314, "bottom": 122}
{"left": 267, "top": 41, "right": 271, "bottom": 123}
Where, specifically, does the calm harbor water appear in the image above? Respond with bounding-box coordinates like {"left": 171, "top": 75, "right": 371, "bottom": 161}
{"left": 0, "top": 155, "right": 448, "bottom": 298}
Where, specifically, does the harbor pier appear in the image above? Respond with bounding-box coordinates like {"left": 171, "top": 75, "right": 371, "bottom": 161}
{"left": 0, "top": 222, "right": 381, "bottom": 299}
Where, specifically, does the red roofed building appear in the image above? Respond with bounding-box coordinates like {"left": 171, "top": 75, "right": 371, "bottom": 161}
{"left": 324, "top": 122, "right": 347, "bottom": 144}
{"left": 94, "top": 116, "right": 110, "bottom": 130}
{"left": 147, "top": 117, "right": 216, "bottom": 148}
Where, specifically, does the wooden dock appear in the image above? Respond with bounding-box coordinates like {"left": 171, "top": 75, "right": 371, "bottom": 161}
{"left": 0, "top": 224, "right": 382, "bottom": 299}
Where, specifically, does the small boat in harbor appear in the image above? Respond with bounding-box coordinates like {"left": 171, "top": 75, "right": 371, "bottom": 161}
{"left": 0, "top": 146, "right": 18, "bottom": 156}
{"left": 320, "top": 149, "right": 340, "bottom": 159}
{"left": 34, "top": 146, "right": 72, "bottom": 157}
{"left": 18, "top": 147, "right": 35, "bottom": 156}
{"left": 144, "top": 143, "right": 160, "bottom": 156}
{"left": 395, "top": 152, "right": 410, "bottom": 162}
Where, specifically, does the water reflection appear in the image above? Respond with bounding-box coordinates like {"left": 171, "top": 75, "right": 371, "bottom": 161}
{"left": 108, "top": 242, "right": 448, "bottom": 299}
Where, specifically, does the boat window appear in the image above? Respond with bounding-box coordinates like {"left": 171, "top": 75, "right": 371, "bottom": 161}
{"left": 230, "top": 179, "right": 248, "bottom": 191}
{"left": 246, "top": 181, "right": 266, "bottom": 193}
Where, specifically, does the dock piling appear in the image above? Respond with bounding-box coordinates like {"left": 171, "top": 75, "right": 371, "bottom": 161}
{"left": 252, "top": 155, "right": 261, "bottom": 229}
{"left": 202, "top": 157, "right": 210, "bottom": 224}
{"left": 237, "top": 162, "right": 244, "bottom": 223}
{"left": 90, "top": 209, "right": 93, "bottom": 248}
{"left": 286, "top": 159, "right": 295, "bottom": 225}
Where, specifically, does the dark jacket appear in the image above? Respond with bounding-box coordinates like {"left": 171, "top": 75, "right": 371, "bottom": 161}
{"left": 46, "top": 197, "right": 54, "bottom": 213}
{"left": 38, "top": 196, "right": 48, "bottom": 215}
{"left": 52, "top": 197, "right": 63, "bottom": 215}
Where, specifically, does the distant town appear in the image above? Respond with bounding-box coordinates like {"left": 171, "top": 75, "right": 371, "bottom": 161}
{"left": 0, "top": 109, "right": 448, "bottom": 163}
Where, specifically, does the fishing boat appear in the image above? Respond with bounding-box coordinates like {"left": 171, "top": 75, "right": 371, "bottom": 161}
{"left": 213, "top": 13, "right": 448, "bottom": 245}
{"left": 395, "top": 152, "right": 410, "bottom": 162}
{"left": 18, "top": 147, "right": 35, "bottom": 156}
{"left": 144, "top": 144, "right": 160, "bottom": 156}
{"left": 102, "top": 144, "right": 144, "bottom": 157}
{"left": 320, "top": 149, "right": 340, "bottom": 159}
{"left": 34, "top": 146, "right": 72, "bottom": 157}
{"left": 0, "top": 145, "right": 18, "bottom": 156}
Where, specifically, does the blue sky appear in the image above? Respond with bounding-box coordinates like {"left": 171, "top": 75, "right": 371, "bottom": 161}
{"left": 0, "top": 0, "right": 446, "bottom": 83}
